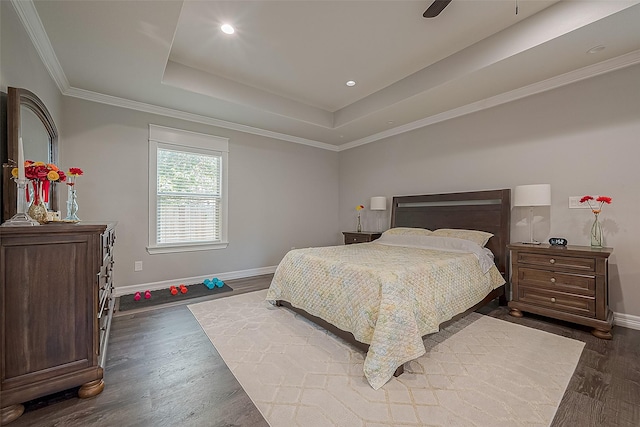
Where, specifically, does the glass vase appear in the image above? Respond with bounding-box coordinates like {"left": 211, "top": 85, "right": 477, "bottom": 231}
{"left": 356, "top": 215, "right": 362, "bottom": 232}
{"left": 65, "top": 184, "right": 80, "bottom": 221}
{"left": 590, "top": 213, "right": 603, "bottom": 248}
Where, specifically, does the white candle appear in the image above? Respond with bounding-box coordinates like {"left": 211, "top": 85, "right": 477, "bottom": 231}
{"left": 17, "top": 137, "right": 25, "bottom": 180}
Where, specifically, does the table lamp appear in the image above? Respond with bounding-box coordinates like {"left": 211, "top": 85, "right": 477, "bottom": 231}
{"left": 370, "top": 196, "right": 387, "bottom": 232}
{"left": 514, "top": 184, "right": 551, "bottom": 244}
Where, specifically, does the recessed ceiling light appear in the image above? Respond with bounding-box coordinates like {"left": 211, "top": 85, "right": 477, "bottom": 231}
{"left": 587, "top": 45, "right": 605, "bottom": 54}
{"left": 387, "top": 120, "right": 394, "bottom": 125}
{"left": 346, "top": 80, "right": 356, "bottom": 87}
{"left": 221, "top": 24, "right": 235, "bottom": 35}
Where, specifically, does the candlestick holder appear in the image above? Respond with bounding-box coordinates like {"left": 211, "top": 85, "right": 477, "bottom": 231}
{"left": 1, "top": 178, "right": 40, "bottom": 226}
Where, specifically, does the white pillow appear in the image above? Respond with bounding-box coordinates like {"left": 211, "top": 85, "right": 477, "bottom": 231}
{"left": 375, "top": 234, "right": 495, "bottom": 273}
{"left": 382, "top": 227, "right": 432, "bottom": 237}
{"left": 431, "top": 228, "right": 493, "bottom": 247}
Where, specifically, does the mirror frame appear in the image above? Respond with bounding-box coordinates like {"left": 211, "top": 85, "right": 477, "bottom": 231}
{"left": 3, "top": 87, "right": 59, "bottom": 221}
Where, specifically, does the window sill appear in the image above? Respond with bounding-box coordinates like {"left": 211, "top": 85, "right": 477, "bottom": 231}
{"left": 146, "top": 241, "right": 229, "bottom": 254}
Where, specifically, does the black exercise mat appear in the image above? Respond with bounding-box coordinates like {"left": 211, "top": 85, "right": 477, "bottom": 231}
{"left": 118, "top": 282, "right": 233, "bottom": 312}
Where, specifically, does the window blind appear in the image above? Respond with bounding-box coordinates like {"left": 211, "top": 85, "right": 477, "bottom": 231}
{"left": 156, "top": 148, "right": 222, "bottom": 244}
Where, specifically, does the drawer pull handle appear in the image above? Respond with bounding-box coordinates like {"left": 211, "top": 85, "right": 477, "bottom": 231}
{"left": 550, "top": 277, "right": 556, "bottom": 283}
{"left": 551, "top": 297, "right": 556, "bottom": 303}
{"left": 549, "top": 258, "right": 556, "bottom": 264}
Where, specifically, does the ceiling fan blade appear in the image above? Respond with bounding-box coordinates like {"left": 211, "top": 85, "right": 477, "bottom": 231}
{"left": 423, "top": 0, "right": 452, "bottom": 18}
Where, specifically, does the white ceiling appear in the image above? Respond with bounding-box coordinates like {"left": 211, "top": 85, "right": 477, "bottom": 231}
{"left": 19, "top": 0, "right": 640, "bottom": 150}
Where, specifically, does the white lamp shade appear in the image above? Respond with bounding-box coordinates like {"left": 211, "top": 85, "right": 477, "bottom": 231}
{"left": 370, "top": 196, "right": 387, "bottom": 211}
{"left": 514, "top": 184, "right": 551, "bottom": 207}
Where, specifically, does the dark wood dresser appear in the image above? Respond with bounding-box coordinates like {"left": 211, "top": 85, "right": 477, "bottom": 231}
{"left": 0, "top": 222, "right": 116, "bottom": 424}
{"left": 508, "top": 243, "right": 613, "bottom": 339}
{"left": 342, "top": 231, "right": 382, "bottom": 245}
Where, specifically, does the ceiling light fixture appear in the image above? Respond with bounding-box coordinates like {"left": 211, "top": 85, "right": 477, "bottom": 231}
{"left": 221, "top": 24, "right": 235, "bottom": 35}
{"left": 587, "top": 45, "right": 605, "bottom": 54}
{"left": 346, "top": 80, "right": 356, "bottom": 87}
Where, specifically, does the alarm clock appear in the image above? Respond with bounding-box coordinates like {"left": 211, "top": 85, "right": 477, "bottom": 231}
{"left": 549, "top": 237, "right": 568, "bottom": 246}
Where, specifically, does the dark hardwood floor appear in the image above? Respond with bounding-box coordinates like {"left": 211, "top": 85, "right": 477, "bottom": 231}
{"left": 478, "top": 302, "right": 640, "bottom": 427}
{"left": 8, "top": 275, "right": 272, "bottom": 427}
{"left": 7, "top": 275, "right": 640, "bottom": 426}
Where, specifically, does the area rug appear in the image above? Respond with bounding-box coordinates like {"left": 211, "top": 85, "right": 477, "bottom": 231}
{"left": 188, "top": 290, "right": 584, "bottom": 427}
{"left": 118, "top": 282, "right": 232, "bottom": 312}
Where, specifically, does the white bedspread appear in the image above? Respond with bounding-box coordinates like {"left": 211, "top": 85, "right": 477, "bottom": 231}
{"left": 265, "top": 240, "right": 505, "bottom": 389}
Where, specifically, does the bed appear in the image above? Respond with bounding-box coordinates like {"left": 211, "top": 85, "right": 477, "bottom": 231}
{"left": 266, "top": 189, "right": 511, "bottom": 389}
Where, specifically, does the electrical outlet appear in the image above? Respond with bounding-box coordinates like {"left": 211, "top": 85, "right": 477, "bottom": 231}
{"left": 134, "top": 261, "right": 143, "bottom": 271}
{"left": 569, "top": 196, "right": 591, "bottom": 209}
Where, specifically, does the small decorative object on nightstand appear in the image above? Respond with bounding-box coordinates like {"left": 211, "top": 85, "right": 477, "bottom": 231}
{"left": 355, "top": 205, "right": 364, "bottom": 232}
{"left": 342, "top": 231, "right": 382, "bottom": 245}
{"left": 508, "top": 243, "right": 613, "bottom": 339}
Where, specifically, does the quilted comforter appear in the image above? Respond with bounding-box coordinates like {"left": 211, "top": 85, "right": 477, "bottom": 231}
{"left": 265, "top": 240, "right": 505, "bottom": 389}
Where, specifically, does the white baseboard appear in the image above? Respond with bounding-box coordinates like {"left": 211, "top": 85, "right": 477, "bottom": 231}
{"left": 114, "top": 266, "right": 277, "bottom": 297}
{"left": 614, "top": 312, "right": 640, "bottom": 331}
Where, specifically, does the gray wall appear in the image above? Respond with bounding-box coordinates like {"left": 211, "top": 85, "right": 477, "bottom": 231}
{"left": 61, "top": 96, "right": 340, "bottom": 287}
{"left": 339, "top": 64, "right": 640, "bottom": 317}
{"left": 1, "top": 1, "right": 61, "bottom": 125}
{"left": 3, "top": 0, "right": 639, "bottom": 318}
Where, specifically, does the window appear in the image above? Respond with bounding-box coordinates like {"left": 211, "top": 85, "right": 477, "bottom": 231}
{"left": 148, "top": 125, "right": 228, "bottom": 254}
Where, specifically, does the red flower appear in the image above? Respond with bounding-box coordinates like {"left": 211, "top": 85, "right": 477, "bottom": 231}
{"left": 580, "top": 195, "right": 612, "bottom": 214}
{"left": 579, "top": 195, "right": 594, "bottom": 203}
{"left": 68, "top": 167, "right": 84, "bottom": 176}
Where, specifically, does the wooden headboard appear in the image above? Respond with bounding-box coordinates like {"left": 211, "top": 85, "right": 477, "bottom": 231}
{"left": 390, "top": 189, "right": 511, "bottom": 277}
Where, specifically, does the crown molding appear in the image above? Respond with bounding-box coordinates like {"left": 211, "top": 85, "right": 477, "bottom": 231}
{"left": 11, "top": 0, "right": 69, "bottom": 93}
{"left": 64, "top": 87, "right": 340, "bottom": 151}
{"left": 14, "top": 0, "right": 640, "bottom": 153}
{"left": 338, "top": 49, "right": 640, "bottom": 152}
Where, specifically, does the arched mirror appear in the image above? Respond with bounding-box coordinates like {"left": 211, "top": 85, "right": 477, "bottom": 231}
{"left": 2, "top": 87, "right": 58, "bottom": 221}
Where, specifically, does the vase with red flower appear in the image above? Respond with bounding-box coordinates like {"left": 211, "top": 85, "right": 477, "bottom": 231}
{"left": 22, "top": 161, "right": 67, "bottom": 224}
{"left": 65, "top": 167, "right": 83, "bottom": 221}
{"left": 27, "top": 181, "right": 49, "bottom": 224}
{"left": 580, "top": 195, "right": 612, "bottom": 248}
{"left": 356, "top": 205, "right": 364, "bottom": 232}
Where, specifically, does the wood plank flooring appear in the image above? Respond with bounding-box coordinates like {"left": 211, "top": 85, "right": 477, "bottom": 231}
{"left": 8, "top": 275, "right": 640, "bottom": 426}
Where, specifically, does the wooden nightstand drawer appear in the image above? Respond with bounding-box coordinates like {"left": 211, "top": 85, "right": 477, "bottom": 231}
{"left": 517, "top": 252, "right": 595, "bottom": 272}
{"left": 519, "top": 287, "right": 595, "bottom": 317}
{"left": 346, "top": 234, "right": 369, "bottom": 244}
{"left": 519, "top": 268, "right": 595, "bottom": 296}
{"left": 342, "top": 232, "right": 382, "bottom": 245}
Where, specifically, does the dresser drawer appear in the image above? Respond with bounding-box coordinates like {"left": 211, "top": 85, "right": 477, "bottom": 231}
{"left": 519, "top": 268, "right": 595, "bottom": 296}
{"left": 102, "top": 228, "right": 116, "bottom": 262}
{"left": 517, "top": 252, "right": 595, "bottom": 272}
{"left": 519, "top": 286, "right": 595, "bottom": 317}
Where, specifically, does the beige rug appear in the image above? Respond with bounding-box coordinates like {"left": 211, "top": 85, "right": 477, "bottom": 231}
{"left": 188, "top": 290, "right": 584, "bottom": 427}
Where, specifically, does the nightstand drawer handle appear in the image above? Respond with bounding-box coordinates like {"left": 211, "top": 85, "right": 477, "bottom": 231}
{"left": 551, "top": 297, "right": 556, "bottom": 303}
{"left": 549, "top": 258, "right": 556, "bottom": 264}
{"left": 550, "top": 277, "right": 556, "bottom": 283}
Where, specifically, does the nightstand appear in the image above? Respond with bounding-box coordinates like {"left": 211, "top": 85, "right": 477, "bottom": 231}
{"left": 342, "top": 231, "right": 382, "bottom": 245}
{"left": 508, "top": 243, "right": 614, "bottom": 339}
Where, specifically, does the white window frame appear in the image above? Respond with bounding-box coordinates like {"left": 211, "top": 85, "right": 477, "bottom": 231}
{"left": 147, "top": 124, "right": 229, "bottom": 254}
